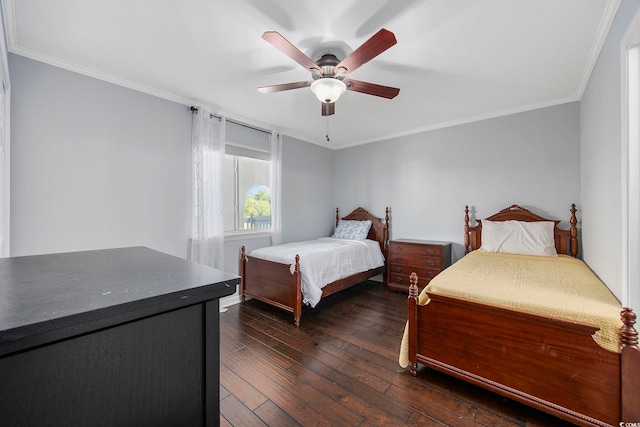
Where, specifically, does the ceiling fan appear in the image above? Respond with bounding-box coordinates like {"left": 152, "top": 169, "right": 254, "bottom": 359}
{"left": 258, "top": 29, "right": 400, "bottom": 116}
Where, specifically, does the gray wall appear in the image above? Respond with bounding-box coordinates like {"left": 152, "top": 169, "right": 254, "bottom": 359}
{"left": 280, "top": 135, "right": 335, "bottom": 243}
{"left": 9, "top": 54, "right": 192, "bottom": 258}
{"left": 334, "top": 102, "right": 581, "bottom": 261}
{"left": 581, "top": 0, "right": 640, "bottom": 308}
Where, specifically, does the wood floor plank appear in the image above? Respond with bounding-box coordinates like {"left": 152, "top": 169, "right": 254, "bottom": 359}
{"left": 285, "top": 362, "right": 412, "bottom": 427}
{"left": 386, "top": 382, "right": 480, "bottom": 427}
{"left": 253, "top": 401, "right": 301, "bottom": 427}
{"left": 230, "top": 307, "right": 413, "bottom": 425}
{"left": 222, "top": 344, "right": 362, "bottom": 426}
{"left": 220, "top": 363, "right": 268, "bottom": 411}
{"left": 219, "top": 415, "right": 233, "bottom": 427}
{"left": 220, "top": 281, "right": 578, "bottom": 427}
{"left": 220, "top": 394, "right": 268, "bottom": 427}
{"left": 235, "top": 307, "right": 394, "bottom": 393}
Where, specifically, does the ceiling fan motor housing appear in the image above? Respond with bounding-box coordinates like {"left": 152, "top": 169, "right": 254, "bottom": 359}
{"left": 314, "top": 54, "right": 345, "bottom": 80}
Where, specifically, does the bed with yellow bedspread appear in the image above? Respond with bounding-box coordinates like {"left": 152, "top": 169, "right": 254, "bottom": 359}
{"left": 399, "top": 251, "right": 623, "bottom": 368}
{"left": 400, "top": 204, "right": 639, "bottom": 427}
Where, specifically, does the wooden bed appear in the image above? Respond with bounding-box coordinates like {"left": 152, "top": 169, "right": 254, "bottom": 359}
{"left": 241, "top": 207, "right": 389, "bottom": 326}
{"left": 406, "top": 204, "right": 639, "bottom": 427}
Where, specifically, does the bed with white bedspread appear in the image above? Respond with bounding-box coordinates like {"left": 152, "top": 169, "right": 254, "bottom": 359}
{"left": 249, "top": 237, "right": 384, "bottom": 307}
{"left": 241, "top": 207, "right": 389, "bottom": 326}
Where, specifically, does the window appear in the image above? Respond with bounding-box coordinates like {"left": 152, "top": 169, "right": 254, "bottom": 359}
{"left": 223, "top": 121, "right": 271, "bottom": 233}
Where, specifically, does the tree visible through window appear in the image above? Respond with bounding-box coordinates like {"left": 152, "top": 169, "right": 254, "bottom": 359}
{"left": 223, "top": 154, "right": 271, "bottom": 232}
{"left": 244, "top": 186, "right": 271, "bottom": 229}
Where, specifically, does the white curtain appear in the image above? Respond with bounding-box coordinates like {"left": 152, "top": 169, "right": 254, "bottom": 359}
{"left": 189, "top": 107, "right": 225, "bottom": 269}
{"left": 269, "top": 131, "right": 282, "bottom": 245}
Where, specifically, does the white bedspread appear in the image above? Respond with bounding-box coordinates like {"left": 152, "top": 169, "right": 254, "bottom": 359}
{"left": 249, "top": 237, "right": 385, "bottom": 307}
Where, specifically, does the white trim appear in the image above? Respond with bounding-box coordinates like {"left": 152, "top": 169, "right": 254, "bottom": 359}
{"left": 620, "top": 7, "right": 640, "bottom": 308}
{"left": 224, "top": 230, "right": 271, "bottom": 242}
{"left": 576, "top": 0, "right": 621, "bottom": 99}
{"left": 6, "top": 48, "right": 279, "bottom": 141}
{"left": 12, "top": 45, "right": 198, "bottom": 107}
{"left": 332, "top": 96, "right": 581, "bottom": 150}
{"left": 220, "top": 293, "right": 242, "bottom": 309}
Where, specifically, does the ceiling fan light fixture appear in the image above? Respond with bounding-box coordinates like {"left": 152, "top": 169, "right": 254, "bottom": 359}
{"left": 311, "top": 78, "right": 346, "bottom": 103}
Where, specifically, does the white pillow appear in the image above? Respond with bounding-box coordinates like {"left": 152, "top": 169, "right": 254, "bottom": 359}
{"left": 478, "top": 219, "right": 558, "bottom": 257}
{"left": 332, "top": 220, "right": 372, "bottom": 240}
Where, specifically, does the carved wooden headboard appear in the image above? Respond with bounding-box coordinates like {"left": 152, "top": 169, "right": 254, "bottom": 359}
{"left": 464, "top": 204, "right": 578, "bottom": 257}
{"left": 337, "top": 207, "right": 390, "bottom": 259}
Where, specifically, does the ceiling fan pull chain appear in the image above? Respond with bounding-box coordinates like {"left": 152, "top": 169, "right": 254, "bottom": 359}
{"left": 326, "top": 116, "right": 330, "bottom": 142}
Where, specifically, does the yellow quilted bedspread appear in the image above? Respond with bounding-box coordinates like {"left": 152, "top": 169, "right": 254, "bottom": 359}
{"left": 399, "top": 251, "right": 623, "bottom": 368}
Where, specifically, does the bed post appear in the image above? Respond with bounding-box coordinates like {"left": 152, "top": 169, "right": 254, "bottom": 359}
{"left": 408, "top": 272, "right": 419, "bottom": 376}
{"left": 240, "top": 246, "right": 247, "bottom": 303}
{"left": 383, "top": 207, "right": 390, "bottom": 284}
{"left": 336, "top": 207, "right": 339, "bottom": 228}
{"left": 464, "top": 205, "right": 471, "bottom": 255}
{"left": 569, "top": 204, "right": 578, "bottom": 257}
{"left": 620, "top": 307, "right": 640, "bottom": 421}
{"left": 293, "top": 255, "right": 302, "bottom": 327}
{"left": 384, "top": 207, "right": 390, "bottom": 247}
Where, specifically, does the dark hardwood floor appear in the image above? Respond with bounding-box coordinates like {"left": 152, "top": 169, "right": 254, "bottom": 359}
{"left": 219, "top": 281, "right": 577, "bottom": 426}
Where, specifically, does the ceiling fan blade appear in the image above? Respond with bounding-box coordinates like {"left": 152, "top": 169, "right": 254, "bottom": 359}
{"left": 345, "top": 79, "right": 400, "bottom": 99}
{"left": 321, "top": 102, "right": 335, "bottom": 116}
{"left": 258, "top": 81, "right": 311, "bottom": 94}
{"left": 335, "top": 29, "right": 397, "bottom": 75}
{"left": 262, "top": 31, "right": 320, "bottom": 72}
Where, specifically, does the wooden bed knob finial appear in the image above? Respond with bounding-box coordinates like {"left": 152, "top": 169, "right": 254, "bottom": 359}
{"left": 621, "top": 307, "right": 638, "bottom": 347}
{"left": 408, "top": 272, "right": 419, "bottom": 298}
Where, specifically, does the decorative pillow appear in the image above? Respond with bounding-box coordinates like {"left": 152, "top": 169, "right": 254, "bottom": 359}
{"left": 332, "top": 220, "right": 372, "bottom": 240}
{"left": 478, "top": 219, "right": 558, "bottom": 256}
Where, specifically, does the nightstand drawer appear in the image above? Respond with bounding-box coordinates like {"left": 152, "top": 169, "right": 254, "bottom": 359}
{"left": 389, "top": 265, "right": 438, "bottom": 279}
{"left": 389, "top": 273, "right": 433, "bottom": 288}
{"left": 390, "top": 244, "right": 442, "bottom": 257}
{"left": 389, "top": 254, "right": 443, "bottom": 269}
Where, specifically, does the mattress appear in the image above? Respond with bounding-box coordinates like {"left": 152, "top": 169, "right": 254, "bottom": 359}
{"left": 249, "top": 237, "right": 385, "bottom": 307}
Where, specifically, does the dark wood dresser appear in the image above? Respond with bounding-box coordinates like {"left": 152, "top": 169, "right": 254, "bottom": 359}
{"left": 387, "top": 239, "right": 452, "bottom": 292}
{"left": 0, "top": 246, "right": 239, "bottom": 427}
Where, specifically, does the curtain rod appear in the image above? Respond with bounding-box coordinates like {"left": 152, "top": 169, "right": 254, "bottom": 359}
{"left": 190, "top": 106, "right": 272, "bottom": 136}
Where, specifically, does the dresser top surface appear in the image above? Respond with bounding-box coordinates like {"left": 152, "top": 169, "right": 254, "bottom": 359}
{"left": 391, "top": 239, "right": 452, "bottom": 246}
{"left": 0, "top": 247, "right": 239, "bottom": 351}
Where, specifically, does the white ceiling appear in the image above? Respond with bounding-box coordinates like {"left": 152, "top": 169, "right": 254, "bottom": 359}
{"left": 3, "top": 0, "right": 619, "bottom": 149}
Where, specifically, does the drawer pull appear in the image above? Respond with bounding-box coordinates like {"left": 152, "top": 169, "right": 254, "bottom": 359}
{"left": 427, "top": 260, "right": 435, "bottom": 266}
{"left": 395, "top": 257, "right": 403, "bottom": 262}
{"left": 427, "top": 271, "right": 435, "bottom": 277}
{"left": 395, "top": 266, "right": 402, "bottom": 272}
{"left": 395, "top": 277, "right": 402, "bottom": 283}
{"left": 395, "top": 246, "right": 403, "bottom": 252}
{"left": 427, "top": 249, "right": 435, "bottom": 255}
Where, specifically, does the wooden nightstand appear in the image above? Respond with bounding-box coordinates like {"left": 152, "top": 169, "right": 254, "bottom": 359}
{"left": 387, "top": 239, "right": 452, "bottom": 292}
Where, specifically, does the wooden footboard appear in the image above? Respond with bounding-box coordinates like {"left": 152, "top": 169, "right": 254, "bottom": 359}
{"left": 241, "top": 247, "right": 303, "bottom": 326}
{"left": 407, "top": 274, "right": 640, "bottom": 427}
